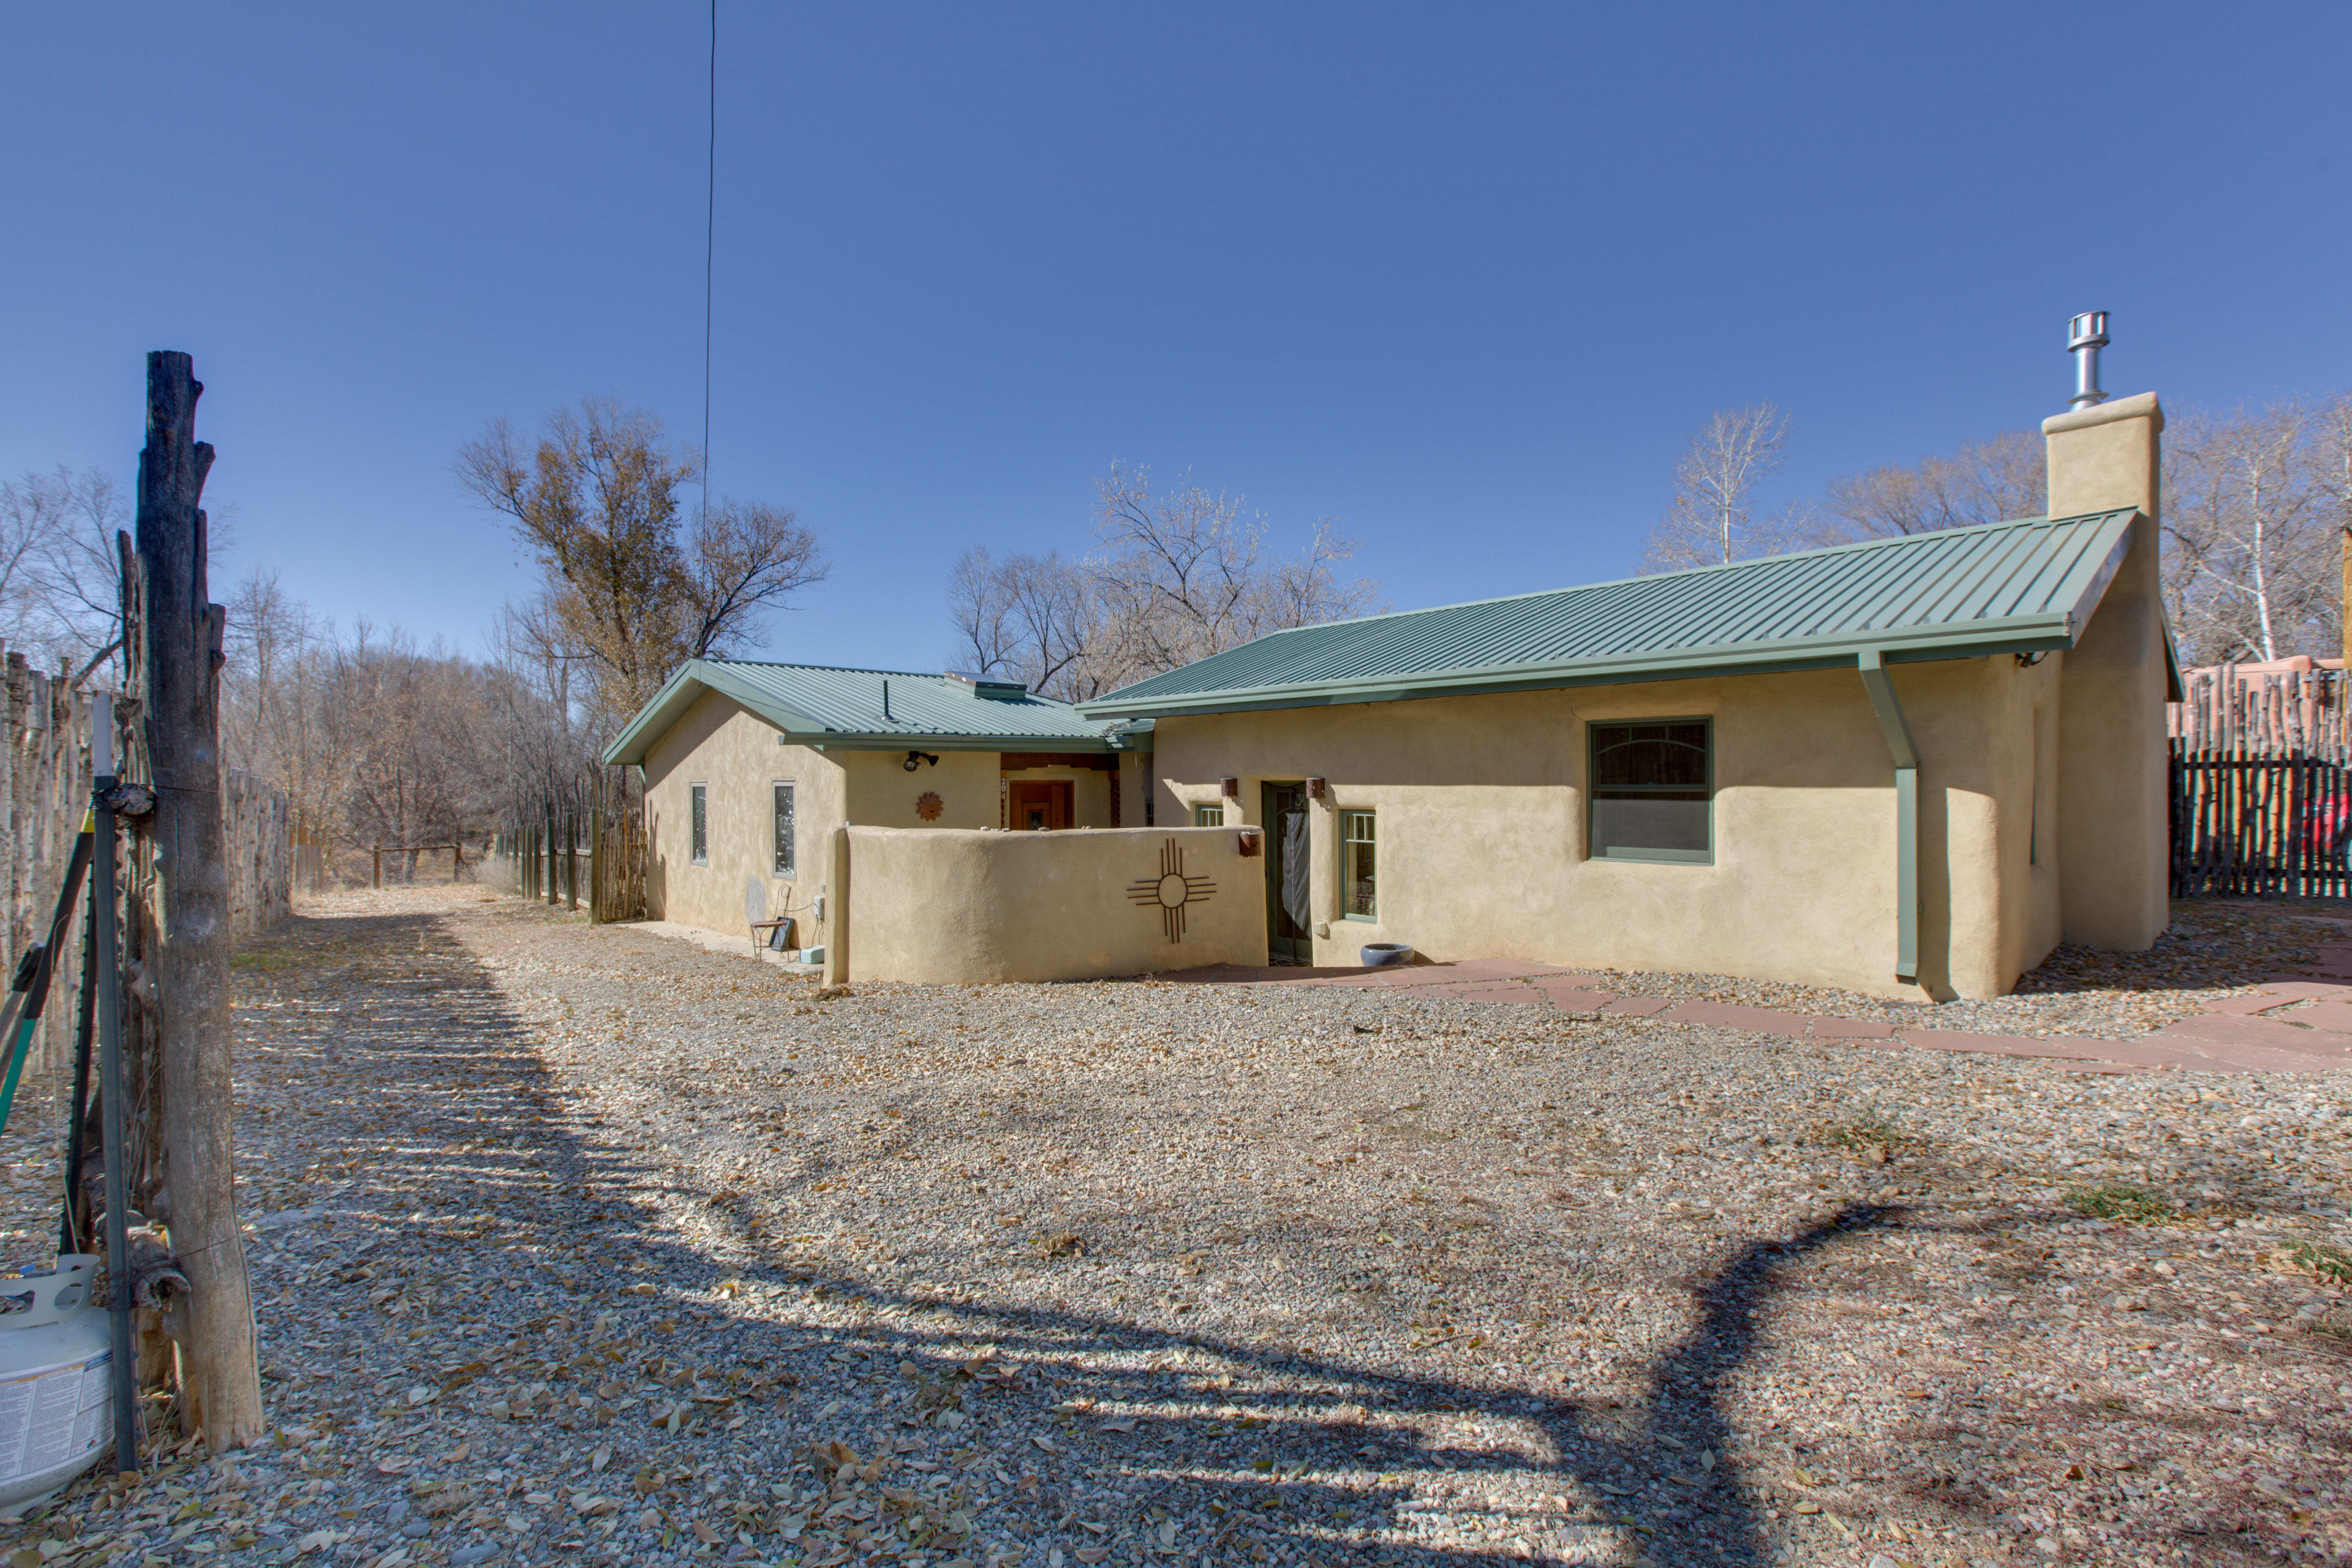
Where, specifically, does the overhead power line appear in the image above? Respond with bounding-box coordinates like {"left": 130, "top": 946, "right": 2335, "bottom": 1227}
{"left": 702, "top": 0, "right": 717, "bottom": 522}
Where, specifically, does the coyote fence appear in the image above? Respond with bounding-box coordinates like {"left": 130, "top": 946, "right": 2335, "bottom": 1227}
{"left": 2169, "top": 664, "right": 2352, "bottom": 900}
{"left": 0, "top": 647, "right": 293, "bottom": 1075}
{"left": 492, "top": 767, "right": 645, "bottom": 923}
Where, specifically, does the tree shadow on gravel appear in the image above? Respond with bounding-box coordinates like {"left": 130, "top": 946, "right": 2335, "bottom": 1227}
{"left": 244, "top": 901, "right": 1916, "bottom": 1566}
{"left": 238, "top": 896, "right": 2352, "bottom": 1568}
{"left": 255, "top": 899, "right": 2338, "bottom": 1566}
{"left": 232, "top": 900, "right": 1960, "bottom": 1566}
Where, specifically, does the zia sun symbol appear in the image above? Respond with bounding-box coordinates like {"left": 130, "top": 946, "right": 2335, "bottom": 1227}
{"left": 1126, "top": 838, "right": 1216, "bottom": 942}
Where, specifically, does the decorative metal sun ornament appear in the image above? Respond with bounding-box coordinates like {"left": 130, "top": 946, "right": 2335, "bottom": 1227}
{"left": 915, "top": 791, "right": 944, "bottom": 821}
{"left": 1126, "top": 838, "right": 1216, "bottom": 941}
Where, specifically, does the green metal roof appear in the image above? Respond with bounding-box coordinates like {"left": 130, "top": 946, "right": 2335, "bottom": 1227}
{"left": 1079, "top": 510, "right": 2155, "bottom": 719}
{"left": 603, "top": 660, "right": 1135, "bottom": 766}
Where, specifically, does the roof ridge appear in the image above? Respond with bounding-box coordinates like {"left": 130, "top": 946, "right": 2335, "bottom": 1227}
{"left": 1247, "top": 510, "right": 2125, "bottom": 641}
{"left": 702, "top": 658, "right": 944, "bottom": 679}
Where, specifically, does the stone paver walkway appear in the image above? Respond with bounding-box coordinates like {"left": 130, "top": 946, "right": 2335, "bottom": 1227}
{"left": 1163, "top": 944, "right": 2352, "bottom": 1074}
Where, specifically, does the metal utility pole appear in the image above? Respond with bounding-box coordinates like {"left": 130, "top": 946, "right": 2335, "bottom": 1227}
{"left": 130, "top": 352, "right": 263, "bottom": 1446}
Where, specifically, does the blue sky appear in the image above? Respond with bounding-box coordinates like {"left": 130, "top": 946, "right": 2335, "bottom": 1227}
{"left": 6, "top": 3, "right": 2348, "bottom": 673}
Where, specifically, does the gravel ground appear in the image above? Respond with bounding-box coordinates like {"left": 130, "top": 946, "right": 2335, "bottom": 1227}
{"left": 1561, "top": 900, "right": 2339, "bottom": 1039}
{"left": 1, "top": 886, "right": 2349, "bottom": 1568}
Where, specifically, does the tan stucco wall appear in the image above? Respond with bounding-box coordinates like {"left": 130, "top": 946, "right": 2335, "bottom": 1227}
{"left": 637, "top": 692, "right": 1135, "bottom": 943}
{"left": 1153, "top": 658, "right": 2065, "bottom": 1000}
{"left": 998, "top": 763, "right": 1116, "bottom": 828}
{"left": 843, "top": 825, "right": 1267, "bottom": 982}
{"left": 845, "top": 749, "right": 1000, "bottom": 831}
{"left": 643, "top": 689, "right": 844, "bottom": 936}
{"left": 2046, "top": 391, "right": 2169, "bottom": 951}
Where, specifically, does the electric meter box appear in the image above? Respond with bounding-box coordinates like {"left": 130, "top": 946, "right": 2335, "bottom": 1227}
{"left": 0, "top": 1256, "right": 111, "bottom": 1508}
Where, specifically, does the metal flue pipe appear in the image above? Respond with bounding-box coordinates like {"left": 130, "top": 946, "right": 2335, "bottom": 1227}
{"left": 2067, "top": 311, "right": 2109, "bottom": 410}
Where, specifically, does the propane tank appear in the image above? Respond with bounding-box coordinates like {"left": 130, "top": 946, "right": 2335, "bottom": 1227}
{"left": 0, "top": 1256, "right": 111, "bottom": 1507}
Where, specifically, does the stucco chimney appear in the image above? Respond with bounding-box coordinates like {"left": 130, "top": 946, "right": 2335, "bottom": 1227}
{"left": 2042, "top": 317, "right": 2167, "bottom": 954}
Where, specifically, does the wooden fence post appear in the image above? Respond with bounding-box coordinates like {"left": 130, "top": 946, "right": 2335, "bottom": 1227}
{"left": 131, "top": 350, "right": 263, "bottom": 1447}
{"left": 590, "top": 773, "right": 603, "bottom": 924}
{"left": 372, "top": 843, "right": 382, "bottom": 890}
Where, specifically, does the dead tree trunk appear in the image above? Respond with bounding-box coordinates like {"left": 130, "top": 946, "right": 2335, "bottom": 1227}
{"left": 129, "top": 351, "right": 263, "bottom": 1447}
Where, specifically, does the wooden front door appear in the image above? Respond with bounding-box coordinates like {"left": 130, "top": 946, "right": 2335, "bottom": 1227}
{"left": 1008, "top": 780, "right": 1072, "bottom": 831}
{"left": 1262, "top": 780, "right": 1311, "bottom": 962}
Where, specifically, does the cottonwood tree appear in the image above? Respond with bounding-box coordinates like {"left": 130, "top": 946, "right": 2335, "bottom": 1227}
{"left": 220, "top": 577, "right": 591, "bottom": 880}
{"left": 948, "top": 546, "right": 1103, "bottom": 698}
{"left": 948, "top": 464, "right": 1378, "bottom": 699}
{"left": 1088, "top": 464, "right": 1378, "bottom": 682}
{"left": 0, "top": 465, "right": 135, "bottom": 683}
{"left": 1815, "top": 429, "right": 2045, "bottom": 543}
{"left": 456, "top": 396, "right": 826, "bottom": 729}
{"left": 1640, "top": 403, "right": 1803, "bottom": 569}
{"left": 2163, "top": 401, "right": 2339, "bottom": 663}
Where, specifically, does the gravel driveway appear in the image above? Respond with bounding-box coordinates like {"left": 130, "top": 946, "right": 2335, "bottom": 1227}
{"left": 2, "top": 886, "right": 2348, "bottom": 1568}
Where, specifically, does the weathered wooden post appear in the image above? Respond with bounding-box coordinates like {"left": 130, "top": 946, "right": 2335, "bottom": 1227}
{"left": 129, "top": 351, "right": 263, "bottom": 1446}
{"left": 545, "top": 807, "right": 557, "bottom": 907}
{"left": 589, "top": 772, "right": 604, "bottom": 924}
{"left": 563, "top": 812, "right": 576, "bottom": 911}
{"left": 372, "top": 843, "right": 382, "bottom": 890}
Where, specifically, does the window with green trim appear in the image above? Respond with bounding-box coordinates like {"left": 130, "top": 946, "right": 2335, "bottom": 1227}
{"left": 690, "top": 782, "right": 709, "bottom": 865}
{"left": 1192, "top": 803, "right": 1224, "bottom": 826}
{"left": 1341, "top": 809, "right": 1378, "bottom": 918}
{"left": 1589, "top": 720, "right": 1711, "bottom": 863}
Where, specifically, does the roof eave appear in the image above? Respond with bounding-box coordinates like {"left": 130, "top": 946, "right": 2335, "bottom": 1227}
{"left": 802, "top": 732, "right": 1119, "bottom": 753}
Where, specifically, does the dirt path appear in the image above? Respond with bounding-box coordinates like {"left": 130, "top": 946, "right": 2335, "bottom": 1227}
{"left": 1, "top": 886, "right": 2347, "bottom": 1567}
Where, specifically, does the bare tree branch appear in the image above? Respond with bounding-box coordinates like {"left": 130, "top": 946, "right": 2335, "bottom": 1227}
{"left": 1641, "top": 404, "right": 1793, "bottom": 569}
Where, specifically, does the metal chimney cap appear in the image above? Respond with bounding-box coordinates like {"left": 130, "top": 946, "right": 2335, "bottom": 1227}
{"left": 2067, "top": 311, "right": 2109, "bottom": 351}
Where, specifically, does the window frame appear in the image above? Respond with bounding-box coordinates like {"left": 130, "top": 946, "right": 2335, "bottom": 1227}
{"left": 772, "top": 780, "right": 796, "bottom": 878}
{"left": 1192, "top": 802, "right": 1225, "bottom": 827}
{"left": 688, "top": 781, "right": 709, "bottom": 866}
{"left": 1339, "top": 808, "right": 1378, "bottom": 922}
{"left": 1586, "top": 716, "right": 1714, "bottom": 865}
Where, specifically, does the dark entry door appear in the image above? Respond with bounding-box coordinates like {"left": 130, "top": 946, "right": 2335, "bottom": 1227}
{"left": 1008, "top": 780, "right": 1072, "bottom": 830}
{"left": 1262, "top": 781, "right": 1311, "bottom": 962}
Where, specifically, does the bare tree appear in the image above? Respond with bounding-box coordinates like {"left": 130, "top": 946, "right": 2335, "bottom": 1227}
{"left": 1815, "top": 429, "right": 2046, "bottom": 543}
{"left": 950, "top": 466, "right": 1378, "bottom": 699}
{"left": 1641, "top": 404, "right": 1797, "bottom": 569}
{"left": 456, "top": 396, "right": 825, "bottom": 729}
{"left": 674, "top": 498, "right": 827, "bottom": 661}
{"left": 1087, "top": 464, "right": 1379, "bottom": 685}
{"left": 2164, "top": 402, "right": 2337, "bottom": 663}
{"left": 947, "top": 546, "right": 1102, "bottom": 698}
{"left": 0, "top": 466, "right": 133, "bottom": 682}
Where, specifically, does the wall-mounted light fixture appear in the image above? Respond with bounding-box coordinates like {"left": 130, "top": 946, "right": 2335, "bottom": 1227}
{"left": 1219, "top": 776, "right": 1239, "bottom": 799}
{"left": 1306, "top": 777, "right": 1327, "bottom": 801}
{"left": 903, "top": 751, "right": 941, "bottom": 772}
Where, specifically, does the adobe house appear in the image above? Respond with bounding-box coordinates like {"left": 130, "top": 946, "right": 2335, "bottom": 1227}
{"left": 601, "top": 661, "right": 1153, "bottom": 938}
{"left": 1079, "top": 390, "right": 2179, "bottom": 1001}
